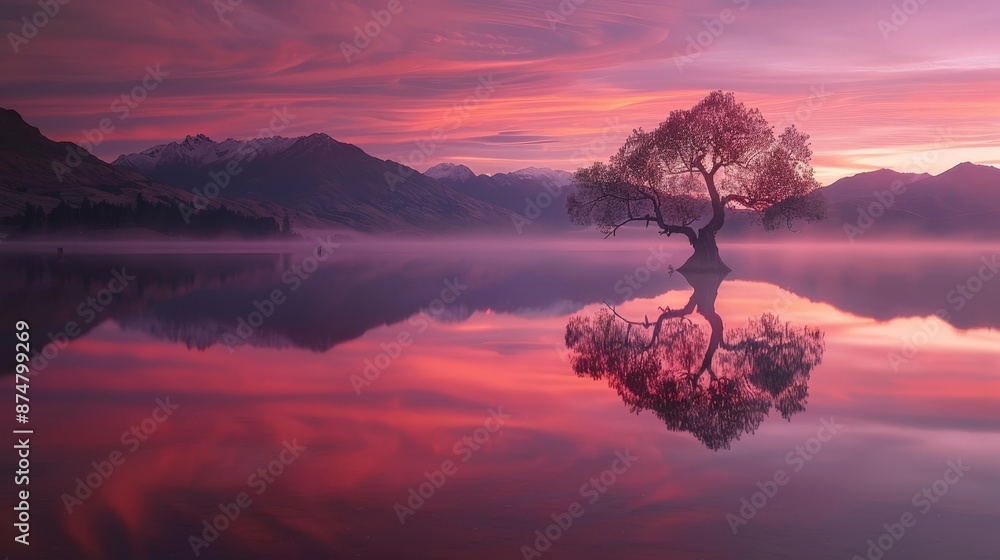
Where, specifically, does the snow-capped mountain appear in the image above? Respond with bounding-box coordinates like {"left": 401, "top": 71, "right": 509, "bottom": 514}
{"left": 0, "top": 107, "right": 290, "bottom": 222}
{"left": 424, "top": 163, "right": 476, "bottom": 183}
{"left": 504, "top": 166, "right": 574, "bottom": 187}
{"left": 113, "top": 134, "right": 302, "bottom": 174}
{"left": 425, "top": 163, "right": 574, "bottom": 188}
{"left": 424, "top": 163, "right": 579, "bottom": 231}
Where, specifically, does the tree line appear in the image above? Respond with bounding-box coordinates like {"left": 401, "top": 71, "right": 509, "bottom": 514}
{"left": 2, "top": 194, "right": 294, "bottom": 238}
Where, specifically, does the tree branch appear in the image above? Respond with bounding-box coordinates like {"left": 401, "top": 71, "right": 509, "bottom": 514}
{"left": 603, "top": 295, "right": 697, "bottom": 351}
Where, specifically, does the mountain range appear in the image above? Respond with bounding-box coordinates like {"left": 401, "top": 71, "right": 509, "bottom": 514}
{"left": 425, "top": 163, "right": 576, "bottom": 230}
{"left": 0, "top": 108, "right": 326, "bottom": 230}
{"left": 0, "top": 108, "right": 192, "bottom": 217}
{"left": 112, "top": 134, "right": 520, "bottom": 233}
{"left": 813, "top": 164, "right": 1000, "bottom": 239}
{"left": 1, "top": 106, "right": 998, "bottom": 239}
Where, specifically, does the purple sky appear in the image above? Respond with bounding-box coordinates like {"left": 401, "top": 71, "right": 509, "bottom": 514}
{"left": 2, "top": 0, "right": 999, "bottom": 182}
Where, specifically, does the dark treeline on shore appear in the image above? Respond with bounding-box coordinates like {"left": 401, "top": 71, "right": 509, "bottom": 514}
{"left": 2, "top": 194, "right": 293, "bottom": 239}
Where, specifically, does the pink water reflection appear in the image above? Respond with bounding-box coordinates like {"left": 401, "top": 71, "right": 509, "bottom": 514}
{"left": 18, "top": 267, "right": 999, "bottom": 559}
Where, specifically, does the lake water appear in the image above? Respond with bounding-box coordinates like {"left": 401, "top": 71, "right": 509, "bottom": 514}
{"left": 2, "top": 239, "right": 999, "bottom": 559}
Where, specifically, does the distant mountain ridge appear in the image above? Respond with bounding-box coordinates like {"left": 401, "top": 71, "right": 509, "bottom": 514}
{"left": 426, "top": 163, "right": 574, "bottom": 187}
{"left": 0, "top": 108, "right": 302, "bottom": 227}
{"left": 424, "top": 163, "right": 477, "bottom": 183}
{"left": 112, "top": 133, "right": 302, "bottom": 175}
{"left": 815, "top": 163, "right": 1000, "bottom": 239}
{"left": 425, "top": 162, "right": 999, "bottom": 237}
{"left": 819, "top": 168, "right": 932, "bottom": 202}
{"left": 425, "top": 163, "right": 578, "bottom": 231}
{"left": 720, "top": 164, "right": 1000, "bottom": 239}
{"left": 113, "top": 133, "right": 516, "bottom": 233}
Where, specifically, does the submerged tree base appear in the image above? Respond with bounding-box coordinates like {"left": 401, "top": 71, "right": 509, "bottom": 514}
{"left": 678, "top": 250, "right": 731, "bottom": 275}
{"left": 678, "top": 233, "right": 731, "bottom": 275}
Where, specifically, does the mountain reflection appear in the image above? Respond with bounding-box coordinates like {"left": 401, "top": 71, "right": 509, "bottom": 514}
{"left": 565, "top": 267, "right": 825, "bottom": 450}
{"left": 2, "top": 242, "right": 994, "bottom": 377}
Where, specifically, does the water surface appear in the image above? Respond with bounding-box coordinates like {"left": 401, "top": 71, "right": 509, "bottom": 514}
{"left": 2, "top": 240, "right": 998, "bottom": 559}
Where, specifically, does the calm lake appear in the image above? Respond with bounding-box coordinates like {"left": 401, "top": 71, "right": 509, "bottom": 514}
{"left": 2, "top": 239, "right": 999, "bottom": 559}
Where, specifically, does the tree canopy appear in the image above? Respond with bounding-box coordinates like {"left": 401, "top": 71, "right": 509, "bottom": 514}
{"left": 568, "top": 91, "right": 826, "bottom": 242}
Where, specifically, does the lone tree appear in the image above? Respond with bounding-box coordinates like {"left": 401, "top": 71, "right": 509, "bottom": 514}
{"left": 568, "top": 91, "right": 825, "bottom": 272}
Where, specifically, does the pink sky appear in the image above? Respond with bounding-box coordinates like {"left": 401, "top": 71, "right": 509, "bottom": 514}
{"left": 2, "top": 0, "right": 999, "bottom": 183}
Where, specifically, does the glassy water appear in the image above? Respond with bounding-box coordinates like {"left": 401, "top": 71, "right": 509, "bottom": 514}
{"left": 2, "top": 240, "right": 998, "bottom": 559}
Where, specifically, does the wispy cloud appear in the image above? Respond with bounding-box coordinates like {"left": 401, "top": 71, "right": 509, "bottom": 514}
{"left": 1, "top": 0, "right": 997, "bottom": 182}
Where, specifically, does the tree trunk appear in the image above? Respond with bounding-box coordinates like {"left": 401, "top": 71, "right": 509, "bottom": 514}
{"left": 678, "top": 227, "right": 731, "bottom": 274}
{"left": 676, "top": 267, "right": 728, "bottom": 381}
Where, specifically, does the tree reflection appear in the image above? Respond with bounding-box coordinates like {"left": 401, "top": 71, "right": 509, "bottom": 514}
{"left": 564, "top": 268, "right": 825, "bottom": 451}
